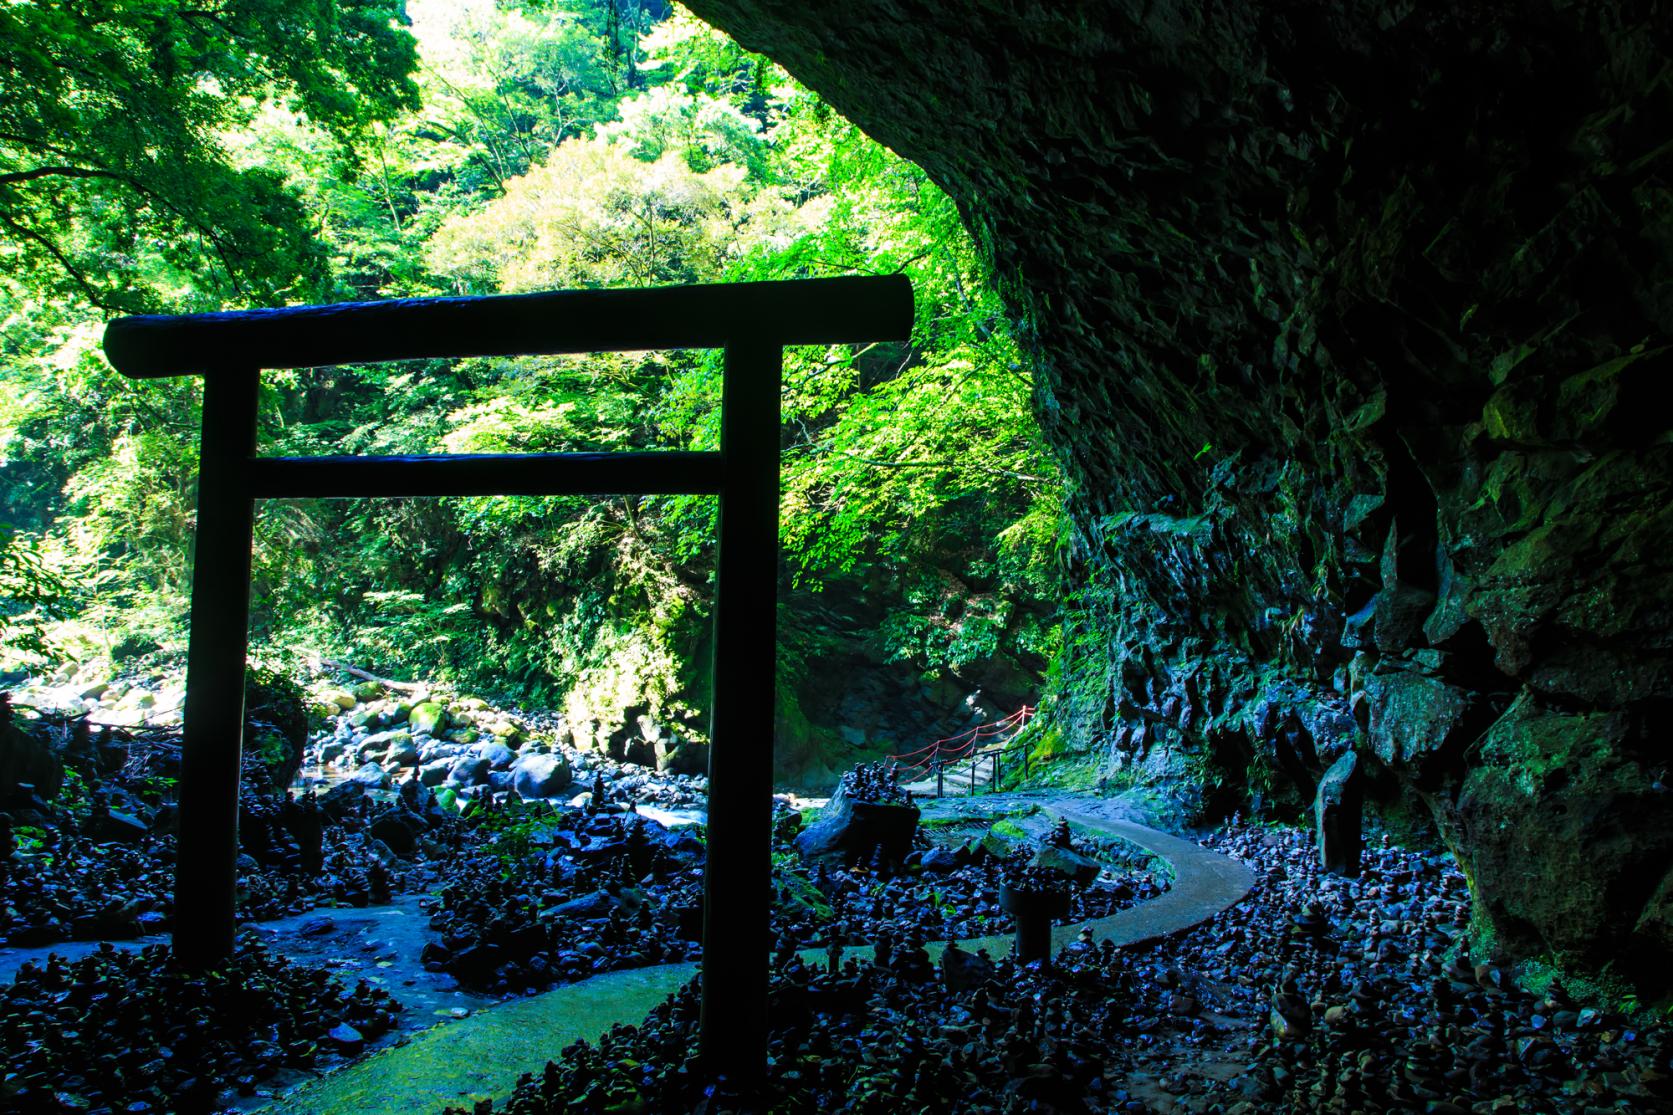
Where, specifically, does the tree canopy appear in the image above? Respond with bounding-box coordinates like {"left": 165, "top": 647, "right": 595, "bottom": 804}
{"left": 0, "top": 0, "right": 419, "bottom": 312}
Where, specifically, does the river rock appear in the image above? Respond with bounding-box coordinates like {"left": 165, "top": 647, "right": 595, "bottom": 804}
{"left": 409, "top": 701, "right": 448, "bottom": 736}
{"left": 348, "top": 762, "right": 390, "bottom": 789}
{"left": 511, "top": 752, "right": 573, "bottom": 798}
{"left": 795, "top": 782, "right": 919, "bottom": 864}
{"left": 1032, "top": 844, "right": 1101, "bottom": 886}
{"left": 87, "top": 809, "right": 148, "bottom": 843}
{"left": 477, "top": 742, "right": 516, "bottom": 770}
{"left": 919, "top": 847, "right": 961, "bottom": 873}
{"left": 368, "top": 807, "right": 425, "bottom": 858}
{"left": 320, "top": 780, "right": 366, "bottom": 819}
{"left": 446, "top": 756, "right": 490, "bottom": 789}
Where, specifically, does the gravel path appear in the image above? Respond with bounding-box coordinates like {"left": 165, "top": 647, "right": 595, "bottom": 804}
{"left": 250, "top": 793, "right": 1254, "bottom": 1115}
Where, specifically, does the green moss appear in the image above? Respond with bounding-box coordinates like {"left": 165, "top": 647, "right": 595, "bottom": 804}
{"left": 983, "top": 813, "right": 1023, "bottom": 837}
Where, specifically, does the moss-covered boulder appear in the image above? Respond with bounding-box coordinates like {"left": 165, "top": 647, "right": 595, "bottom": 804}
{"left": 243, "top": 665, "right": 309, "bottom": 791}
{"left": 409, "top": 701, "right": 448, "bottom": 737}
{"left": 1441, "top": 695, "right": 1673, "bottom": 993}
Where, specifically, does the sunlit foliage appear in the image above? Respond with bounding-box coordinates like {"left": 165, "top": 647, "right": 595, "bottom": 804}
{"left": 0, "top": 2, "right": 1059, "bottom": 718}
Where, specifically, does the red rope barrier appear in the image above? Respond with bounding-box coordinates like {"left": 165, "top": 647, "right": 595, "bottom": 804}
{"left": 889, "top": 704, "right": 1035, "bottom": 772}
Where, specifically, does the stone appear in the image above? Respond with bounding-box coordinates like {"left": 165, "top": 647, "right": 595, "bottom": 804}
{"left": 477, "top": 742, "right": 516, "bottom": 770}
{"left": 325, "top": 1022, "right": 364, "bottom": 1053}
{"left": 1314, "top": 750, "right": 1363, "bottom": 877}
{"left": 88, "top": 810, "right": 148, "bottom": 843}
{"left": 919, "top": 848, "right": 961, "bottom": 873}
{"left": 1450, "top": 695, "right": 1673, "bottom": 985}
{"left": 325, "top": 690, "right": 357, "bottom": 711}
{"left": 320, "top": 780, "right": 367, "bottom": 819}
{"left": 351, "top": 681, "right": 383, "bottom": 702}
{"left": 418, "top": 758, "right": 452, "bottom": 787}
{"left": 368, "top": 808, "right": 424, "bottom": 858}
{"left": 511, "top": 752, "right": 573, "bottom": 798}
{"left": 940, "top": 943, "right": 996, "bottom": 992}
{"left": 655, "top": 737, "right": 708, "bottom": 776}
{"left": 540, "top": 890, "right": 616, "bottom": 921}
{"left": 408, "top": 700, "right": 448, "bottom": 736}
{"left": 383, "top": 738, "right": 419, "bottom": 767}
{"left": 445, "top": 756, "right": 490, "bottom": 789}
{"left": 794, "top": 778, "right": 919, "bottom": 865}
{"left": 1031, "top": 844, "right": 1100, "bottom": 886}
{"left": 348, "top": 761, "right": 391, "bottom": 789}
{"left": 360, "top": 729, "right": 411, "bottom": 751}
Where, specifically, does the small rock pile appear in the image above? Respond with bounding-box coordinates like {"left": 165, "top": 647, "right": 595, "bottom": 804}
{"left": 420, "top": 799, "right": 1169, "bottom": 995}
{"left": 0, "top": 771, "right": 442, "bottom": 947}
{"left": 839, "top": 761, "right": 909, "bottom": 806}
{"left": 771, "top": 846, "right": 1165, "bottom": 950}
{"left": 422, "top": 805, "right": 703, "bottom": 994}
{"left": 0, "top": 937, "right": 401, "bottom": 1114}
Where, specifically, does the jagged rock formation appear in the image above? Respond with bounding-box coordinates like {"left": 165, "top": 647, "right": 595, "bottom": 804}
{"left": 685, "top": 0, "right": 1673, "bottom": 988}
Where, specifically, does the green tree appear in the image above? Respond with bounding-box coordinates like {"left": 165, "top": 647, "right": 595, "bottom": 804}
{"left": 0, "top": 0, "right": 419, "bottom": 312}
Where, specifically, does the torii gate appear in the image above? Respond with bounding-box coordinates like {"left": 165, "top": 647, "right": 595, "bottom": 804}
{"left": 101, "top": 275, "right": 913, "bottom": 1080}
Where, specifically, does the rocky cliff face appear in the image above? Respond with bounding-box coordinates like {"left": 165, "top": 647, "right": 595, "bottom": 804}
{"left": 686, "top": 0, "right": 1673, "bottom": 989}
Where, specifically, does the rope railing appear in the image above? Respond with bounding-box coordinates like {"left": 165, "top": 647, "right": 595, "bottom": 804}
{"left": 888, "top": 705, "right": 1035, "bottom": 780}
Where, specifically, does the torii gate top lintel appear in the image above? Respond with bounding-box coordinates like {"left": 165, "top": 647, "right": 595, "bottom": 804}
{"left": 100, "top": 274, "right": 913, "bottom": 1084}
{"left": 104, "top": 274, "right": 912, "bottom": 377}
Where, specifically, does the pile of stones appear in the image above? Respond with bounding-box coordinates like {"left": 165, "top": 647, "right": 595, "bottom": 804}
{"left": 771, "top": 843, "right": 1165, "bottom": 950}
{"left": 421, "top": 802, "right": 705, "bottom": 994}
{"left": 420, "top": 797, "right": 1169, "bottom": 997}
{"left": 446, "top": 819, "right": 1673, "bottom": 1115}
{"left": 0, "top": 938, "right": 401, "bottom": 1114}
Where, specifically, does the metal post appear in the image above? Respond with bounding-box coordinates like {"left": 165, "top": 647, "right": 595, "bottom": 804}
{"left": 936, "top": 760, "right": 944, "bottom": 798}
{"left": 993, "top": 753, "right": 1000, "bottom": 793}
{"left": 175, "top": 367, "right": 259, "bottom": 966}
{"left": 969, "top": 758, "right": 976, "bottom": 796}
{"left": 700, "top": 339, "right": 781, "bottom": 1082}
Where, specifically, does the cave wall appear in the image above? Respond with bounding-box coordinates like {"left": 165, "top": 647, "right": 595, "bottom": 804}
{"left": 684, "top": 0, "right": 1673, "bottom": 987}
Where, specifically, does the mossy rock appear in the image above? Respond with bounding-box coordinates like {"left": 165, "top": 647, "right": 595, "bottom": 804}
{"left": 352, "top": 681, "right": 384, "bottom": 702}
{"left": 982, "top": 818, "right": 1030, "bottom": 858}
{"left": 409, "top": 700, "right": 448, "bottom": 736}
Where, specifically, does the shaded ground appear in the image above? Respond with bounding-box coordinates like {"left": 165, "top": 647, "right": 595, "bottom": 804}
{"left": 249, "top": 794, "right": 1248, "bottom": 1114}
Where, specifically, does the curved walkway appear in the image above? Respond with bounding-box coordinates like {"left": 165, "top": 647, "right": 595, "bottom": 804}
{"left": 254, "top": 799, "right": 1252, "bottom": 1115}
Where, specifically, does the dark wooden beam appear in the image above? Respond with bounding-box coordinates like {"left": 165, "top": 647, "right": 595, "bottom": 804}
{"left": 700, "top": 338, "right": 782, "bottom": 1082}
{"left": 174, "top": 366, "right": 259, "bottom": 966}
{"left": 248, "top": 451, "right": 725, "bottom": 499}
{"left": 104, "top": 275, "right": 914, "bottom": 378}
